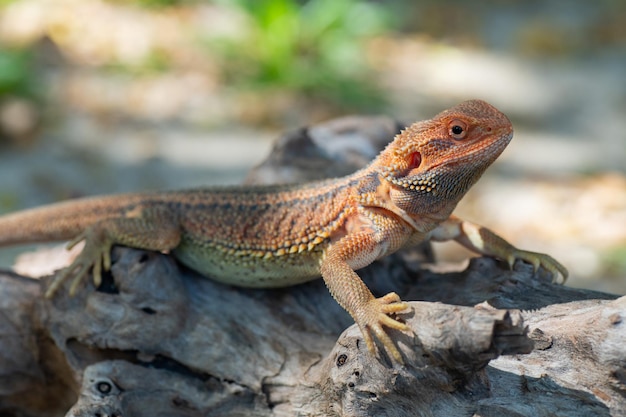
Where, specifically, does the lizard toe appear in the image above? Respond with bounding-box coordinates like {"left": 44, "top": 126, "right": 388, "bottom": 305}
{"left": 512, "top": 250, "right": 568, "bottom": 284}
{"left": 68, "top": 264, "right": 91, "bottom": 296}
{"left": 354, "top": 294, "right": 411, "bottom": 364}
{"left": 369, "top": 322, "right": 404, "bottom": 364}
{"left": 45, "top": 267, "right": 72, "bottom": 298}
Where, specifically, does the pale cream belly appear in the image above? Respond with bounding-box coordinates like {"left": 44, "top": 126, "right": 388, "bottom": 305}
{"left": 172, "top": 239, "right": 326, "bottom": 288}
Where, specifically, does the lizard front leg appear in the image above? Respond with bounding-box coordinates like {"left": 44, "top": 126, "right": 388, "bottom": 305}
{"left": 431, "top": 216, "right": 568, "bottom": 282}
{"left": 320, "top": 218, "right": 411, "bottom": 363}
{"left": 45, "top": 206, "right": 181, "bottom": 298}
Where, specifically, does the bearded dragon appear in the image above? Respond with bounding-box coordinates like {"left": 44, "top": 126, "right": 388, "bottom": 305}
{"left": 0, "top": 100, "right": 567, "bottom": 362}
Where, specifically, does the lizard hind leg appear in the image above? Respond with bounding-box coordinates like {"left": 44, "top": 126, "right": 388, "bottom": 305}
{"left": 45, "top": 208, "right": 182, "bottom": 298}
{"left": 45, "top": 227, "right": 113, "bottom": 298}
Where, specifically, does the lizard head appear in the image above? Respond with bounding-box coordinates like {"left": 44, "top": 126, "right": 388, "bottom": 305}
{"left": 377, "top": 99, "right": 513, "bottom": 215}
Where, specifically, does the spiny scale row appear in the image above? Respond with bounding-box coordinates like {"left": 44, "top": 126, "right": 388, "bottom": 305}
{"left": 382, "top": 173, "right": 437, "bottom": 191}
{"left": 207, "top": 210, "right": 354, "bottom": 261}
{"left": 213, "top": 234, "right": 327, "bottom": 260}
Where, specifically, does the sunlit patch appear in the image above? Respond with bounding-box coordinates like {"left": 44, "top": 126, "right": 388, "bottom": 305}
{"left": 462, "top": 221, "right": 485, "bottom": 251}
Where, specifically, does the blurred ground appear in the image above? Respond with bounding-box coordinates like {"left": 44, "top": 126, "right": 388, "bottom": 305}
{"left": 0, "top": 0, "right": 624, "bottom": 293}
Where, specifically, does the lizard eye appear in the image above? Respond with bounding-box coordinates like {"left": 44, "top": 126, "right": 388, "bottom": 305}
{"left": 449, "top": 120, "right": 467, "bottom": 140}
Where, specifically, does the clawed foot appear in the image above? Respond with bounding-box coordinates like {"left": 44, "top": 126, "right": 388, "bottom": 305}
{"left": 504, "top": 249, "right": 569, "bottom": 284}
{"left": 45, "top": 229, "right": 112, "bottom": 298}
{"left": 357, "top": 292, "right": 411, "bottom": 364}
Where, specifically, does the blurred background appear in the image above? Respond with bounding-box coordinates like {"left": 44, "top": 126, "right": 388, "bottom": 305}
{"left": 0, "top": 0, "right": 624, "bottom": 293}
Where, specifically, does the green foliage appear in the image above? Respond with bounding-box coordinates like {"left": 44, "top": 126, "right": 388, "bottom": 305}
{"left": 0, "top": 47, "right": 37, "bottom": 99}
{"left": 209, "top": 0, "right": 395, "bottom": 111}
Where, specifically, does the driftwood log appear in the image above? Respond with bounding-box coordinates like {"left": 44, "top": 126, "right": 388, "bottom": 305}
{"left": 0, "top": 116, "right": 624, "bottom": 417}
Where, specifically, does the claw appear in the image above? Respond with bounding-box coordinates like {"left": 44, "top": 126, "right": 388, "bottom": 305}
{"left": 378, "top": 292, "right": 402, "bottom": 304}
{"left": 66, "top": 232, "right": 85, "bottom": 251}
{"left": 45, "top": 228, "right": 113, "bottom": 298}
{"left": 506, "top": 255, "right": 515, "bottom": 270}
{"left": 45, "top": 269, "right": 68, "bottom": 298}
{"left": 356, "top": 292, "right": 411, "bottom": 364}
{"left": 362, "top": 328, "right": 376, "bottom": 360}
{"left": 510, "top": 249, "right": 568, "bottom": 284}
{"left": 93, "top": 254, "right": 102, "bottom": 287}
{"left": 379, "top": 313, "right": 409, "bottom": 331}
{"left": 103, "top": 248, "right": 111, "bottom": 272}
{"left": 69, "top": 265, "right": 89, "bottom": 296}
{"left": 529, "top": 258, "right": 540, "bottom": 273}
{"left": 369, "top": 323, "right": 403, "bottom": 363}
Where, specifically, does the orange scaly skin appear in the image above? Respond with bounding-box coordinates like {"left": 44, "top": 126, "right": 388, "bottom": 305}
{"left": 0, "top": 100, "right": 567, "bottom": 363}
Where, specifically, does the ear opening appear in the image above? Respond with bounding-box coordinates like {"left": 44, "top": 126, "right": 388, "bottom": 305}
{"left": 408, "top": 151, "right": 422, "bottom": 170}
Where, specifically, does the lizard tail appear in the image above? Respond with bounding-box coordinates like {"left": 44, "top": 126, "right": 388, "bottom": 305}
{"left": 0, "top": 194, "right": 147, "bottom": 247}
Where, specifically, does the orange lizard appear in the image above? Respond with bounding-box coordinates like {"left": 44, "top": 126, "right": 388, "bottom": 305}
{"left": 0, "top": 100, "right": 567, "bottom": 362}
